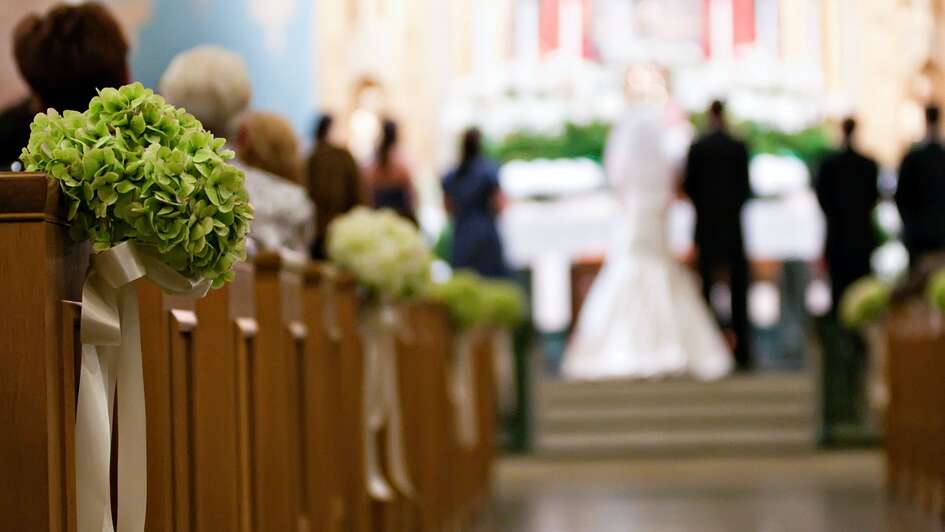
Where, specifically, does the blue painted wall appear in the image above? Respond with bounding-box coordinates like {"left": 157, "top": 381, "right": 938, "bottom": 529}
{"left": 132, "top": 0, "right": 316, "bottom": 137}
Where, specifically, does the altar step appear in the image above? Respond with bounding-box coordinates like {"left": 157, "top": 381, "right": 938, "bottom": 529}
{"left": 535, "top": 373, "right": 818, "bottom": 457}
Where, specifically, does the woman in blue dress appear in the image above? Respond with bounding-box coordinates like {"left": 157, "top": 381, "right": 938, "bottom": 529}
{"left": 442, "top": 128, "right": 509, "bottom": 278}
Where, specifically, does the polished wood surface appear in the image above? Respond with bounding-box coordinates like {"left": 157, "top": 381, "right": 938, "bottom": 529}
{"left": 302, "top": 264, "right": 344, "bottom": 532}
{"left": 192, "top": 262, "right": 256, "bottom": 532}
{"left": 334, "top": 276, "right": 372, "bottom": 532}
{"left": 0, "top": 173, "right": 85, "bottom": 532}
{"left": 253, "top": 252, "right": 307, "bottom": 532}
{"left": 138, "top": 281, "right": 199, "bottom": 532}
{"left": 885, "top": 299, "right": 945, "bottom": 516}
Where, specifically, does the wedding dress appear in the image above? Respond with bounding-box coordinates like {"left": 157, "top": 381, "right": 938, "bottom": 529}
{"left": 561, "top": 104, "right": 733, "bottom": 381}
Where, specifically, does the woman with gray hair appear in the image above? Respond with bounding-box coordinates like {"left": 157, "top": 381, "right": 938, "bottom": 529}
{"left": 159, "top": 45, "right": 314, "bottom": 255}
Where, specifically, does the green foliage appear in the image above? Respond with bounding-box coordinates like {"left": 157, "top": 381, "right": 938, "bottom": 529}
{"left": 926, "top": 269, "right": 945, "bottom": 312}
{"left": 483, "top": 115, "right": 832, "bottom": 169}
{"left": 20, "top": 83, "right": 253, "bottom": 288}
{"left": 428, "top": 270, "right": 527, "bottom": 329}
{"left": 691, "top": 112, "right": 833, "bottom": 168}
{"left": 481, "top": 279, "right": 527, "bottom": 328}
{"left": 839, "top": 276, "right": 891, "bottom": 329}
{"left": 484, "top": 122, "right": 611, "bottom": 163}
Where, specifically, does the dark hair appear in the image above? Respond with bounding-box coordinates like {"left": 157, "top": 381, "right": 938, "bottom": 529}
{"left": 377, "top": 119, "right": 398, "bottom": 167}
{"left": 14, "top": 3, "right": 129, "bottom": 112}
{"left": 927, "top": 104, "right": 940, "bottom": 126}
{"left": 460, "top": 128, "right": 481, "bottom": 169}
{"left": 315, "top": 114, "right": 333, "bottom": 142}
{"left": 709, "top": 99, "right": 725, "bottom": 118}
{"left": 841, "top": 117, "right": 856, "bottom": 138}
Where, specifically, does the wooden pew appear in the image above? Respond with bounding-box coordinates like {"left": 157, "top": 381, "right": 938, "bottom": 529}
{"left": 253, "top": 251, "right": 308, "bottom": 532}
{"left": 331, "top": 271, "right": 372, "bottom": 532}
{"left": 301, "top": 264, "right": 345, "bottom": 532}
{"left": 191, "top": 262, "right": 256, "bottom": 532}
{"left": 138, "top": 284, "right": 199, "bottom": 532}
{"left": 399, "top": 302, "right": 456, "bottom": 532}
{"left": 472, "top": 328, "right": 498, "bottom": 509}
{"left": 885, "top": 298, "right": 945, "bottom": 515}
{"left": 0, "top": 173, "right": 86, "bottom": 532}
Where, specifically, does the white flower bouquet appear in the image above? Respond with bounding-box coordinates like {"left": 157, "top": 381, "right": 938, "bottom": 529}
{"left": 326, "top": 206, "right": 432, "bottom": 300}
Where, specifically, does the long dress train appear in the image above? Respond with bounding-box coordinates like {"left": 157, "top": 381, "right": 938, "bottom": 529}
{"left": 561, "top": 105, "right": 733, "bottom": 381}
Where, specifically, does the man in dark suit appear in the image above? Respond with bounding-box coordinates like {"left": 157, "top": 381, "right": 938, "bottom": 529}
{"left": 895, "top": 104, "right": 945, "bottom": 268}
{"left": 815, "top": 117, "right": 879, "bottom": 309}
{"left": 684, "top": 100, "right": 752, "bottom": 370}
{"left": 306, "top": 114, "right": 367, "bottom": 259}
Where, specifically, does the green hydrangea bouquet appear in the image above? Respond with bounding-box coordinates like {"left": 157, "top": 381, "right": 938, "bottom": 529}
{"left": 926, "top": 268, "right": 945, "bottom": 312}
{"left": 839, "top": 276, "right": 890, "bottom": 329}
{"left": 20, "top": 83, "right": 253, "bottom": 287}
{"left": 429, "top": 270, "right": 526, "bottom": 329}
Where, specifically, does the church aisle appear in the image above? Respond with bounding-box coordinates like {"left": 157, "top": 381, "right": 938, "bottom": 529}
{"left": 475, "top": 451, "right": 943, "bottom": 532}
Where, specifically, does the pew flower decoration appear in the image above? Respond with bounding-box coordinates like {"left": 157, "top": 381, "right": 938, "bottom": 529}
{"left": 326, "top": 206, "right": 433, "bottom": 501}
{"left": 18, "top": 82, "right": 253, "bottom": 532}
{"left": 428, "top": 270, "right": 527, "bottom": 448}
{"left": 326, "top": 206, "right": 432, "bottom": 299}
{"left": 481, "top": 279, "right": 527, "bottom": 329}
{"left": 926, "top": 268, "right": 945, "bottom": 312}
{"left": 428, "top": 271, "right": 527, "bottom": 329}
{"left": 20, "top": 82, "right": 253, "bottom": 288}
{"left": 839, "top": 276, "right": 891, "bottom": 329}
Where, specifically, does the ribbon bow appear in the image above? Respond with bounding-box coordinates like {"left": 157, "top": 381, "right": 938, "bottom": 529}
{"left": 76, "top": 241, "right": 211, "bottom": 532}
{"left": 359, "top": 303, "right": 415, "bottom": 501}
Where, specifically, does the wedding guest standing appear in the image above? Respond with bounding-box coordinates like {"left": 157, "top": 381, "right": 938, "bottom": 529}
{"left": 306, "top": 114, "right": 366, "bottom": 259}
{"left": 895, "top": 104, "right": 945, "bottom": 268}
{"left": 442, "top": 128, "right": 508, "bottom": 278}
{"left": 816, "top": 117, "right": 880, "bottom": 308}
{"left": 684, "top": 100, "right": 753, "bottom": 370}
{"left": 4, "top": 2, "right": 129, "bottom": 169}
{"left": 365, "top": 119, "right": 415, "bottom": 222}
{"left": 160, "top": 46, "right": 314, "bottom": 255}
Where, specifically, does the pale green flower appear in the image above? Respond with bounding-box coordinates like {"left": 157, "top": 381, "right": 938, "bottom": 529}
{"left": 927, "top": 269, "right": 945, "bottom": 312}
{"left": 839, "top": 276, "right": 890, "bottom": 329}
{"left": 20, "top": 82, "right": 253, "bottom": 288}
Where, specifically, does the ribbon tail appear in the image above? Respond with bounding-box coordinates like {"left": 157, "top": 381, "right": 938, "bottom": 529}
{"left": 75, "top": 344, "right": 116, "bottom": 532}
{"left": 493, "top": 329, "right": 516, "bottom": 415}
{"left": 362, "top": 325, "right": 394, "bottom": 501}
{"left": 116, "top": 285, "right": 148, "bottom": 532}
{"left": 452, "top": 331, "right": 479, "bottom": 449}
{"left": 385, "top": 342, "right": 415, "bottom": 498}
{"left": 321, "top": 282, "right": 342, "bottom": 342}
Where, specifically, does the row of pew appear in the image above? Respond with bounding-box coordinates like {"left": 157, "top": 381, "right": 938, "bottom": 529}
{"left": 0, "top": 173, "right": 498, "bottom": 532}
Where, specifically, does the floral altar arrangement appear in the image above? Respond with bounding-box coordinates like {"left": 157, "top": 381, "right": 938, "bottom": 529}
{"left": 326, "top": 206, "right": 433, "bottom": 502}
{"left": 19, "top": 82, "right": 252, "bottom": 532}
{"left": 428, "top": 271, "right": 526, "bottom": 448}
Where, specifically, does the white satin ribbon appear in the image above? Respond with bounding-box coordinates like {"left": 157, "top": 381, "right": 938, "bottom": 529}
{"left": 493, "top": 328, "right": 516, "bottom": 416}
{"left": 76, "top": 241, "right": 211, "bottom": 532}
{"left": 359, "top": 303, "right": 415, "bottom": 501}
{"left": 319, "top": 267, "right": 342, "bottom": 342}
{"left": 451, "top": 328, "right": 480, "bottom": 449}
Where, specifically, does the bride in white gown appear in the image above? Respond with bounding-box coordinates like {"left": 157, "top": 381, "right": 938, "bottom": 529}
{"left": 561, "top": 100, "right": 733, "bottom": 381}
